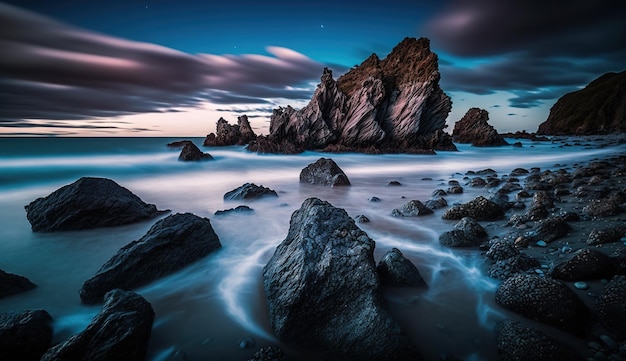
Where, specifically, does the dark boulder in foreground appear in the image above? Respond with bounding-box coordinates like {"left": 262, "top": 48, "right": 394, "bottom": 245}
{"left": 263, "top": 198, "right": 418, "bottom": 361}
{"left": 41, "top": 289, "right": 154, "bottom": 361}
{"left": 495, "top": 274, "right": 589, "bottom": 336}
{"left": 595, "top": 275, "right": 626, "bottom": 338}
{"left": 0, "top": 269, "right": 36, "bottom": 299}
{"left": 0, "top": 310, "right": 53, "bottom": 361}
{"left": 532, "top": 217, "right": 571, "bottom": 243}
{"left": 537, "top": 70, "right": 626, "bottom": 135}
{"left": 299, "top": 158, "right": 351, "bottom": 187}
{"left": 439, "top": 217, "right": 487, "bottom": 247}
{"left": 377, "top": 248, "right": 427, "bottom": 288}
{"left": 80, "top": 213, "right": 221, "bottom": 304}
{"left": 496, "top": 320, "right": 583, "bottom": 361}
{"left": 550, "top": 248, "right": 615, "bottom": 281}
{"left": 441, "top": 196, "right": 504, "bottom": 221}
{"left": 25, "top": 177, "right": 163, "bottom": 232}
{"left": 178, "top": 141, "right": 213, "bottom": 161}
{"left": 452, "top": 108, "right": 508, "bottom": 147}
{"left": 224, "top": 183, "right": 278, "bottom": 201}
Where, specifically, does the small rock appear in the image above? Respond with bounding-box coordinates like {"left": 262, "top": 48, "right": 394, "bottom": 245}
{"left": 574, "top": 281, "right": 589, "bottom": 290}
{"left": 388, "top": 181, "right": 402, "bottom": 186}
{"left": 214, "top": 205, "right": 254, "bottom": 216}
{"left": 536, "top": 240, "right": 548, "bottom": 247}
{"left": 355, "top": 215, "right": 370, "bottom": 223}
{"left": 224, "top": 183, "right": 278, "bottom": 201}
{"left": 368, "top": 196, "right": 381, "bottom": 202}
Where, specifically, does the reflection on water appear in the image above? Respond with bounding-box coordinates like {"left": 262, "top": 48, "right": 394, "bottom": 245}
{"left": 0, "top": 137, "right": 622, "bottom": 360}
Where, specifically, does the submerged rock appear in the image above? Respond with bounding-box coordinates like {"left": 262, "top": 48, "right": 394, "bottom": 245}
{"left": 262, "top": 198, "right": 418, "bottom": 360}
{"left": 452, "top": 108, "right": 508, "bottom": 147}
{"left": 214, "top": 205, "right": 254, "bottom": 216}
{"left": 0, "top": 269, "right": 36, "bottom": 299}
{"left": 0, "top": 310, "right": 53, "bottom": 361}
{"left": 224, "top": 183, "right": 278, "bottom": 201}
{"left": 41, "top": 289, "right": 154, "bottom": 361}
{"left": 80, "top": 213, "right": 221, "bottom": 304}
{"left": 495, "top": 274, "right": 589, "bottom": 335}
{"left": 24, "top": 177, "right": 163, "bottom": 232}
{"left": 299, "top": 158, "right": 351, "bottom": 186}
{"left": 377, "top": 248, "right": 427, "bottom": 288}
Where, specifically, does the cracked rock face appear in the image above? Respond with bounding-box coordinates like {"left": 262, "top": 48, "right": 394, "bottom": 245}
{"left": 262, "top": 198, "right": 418, "bottom": 360}
{"left": 256, "top": 37, "right": 454, "bottom": 153}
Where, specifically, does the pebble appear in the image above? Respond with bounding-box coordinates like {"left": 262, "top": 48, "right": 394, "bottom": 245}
{"left": 536, "top": 240, "right": 547, "bottom": 247}
{"left": 561, "top": 245, "right": 573, "bottom": 253}
{"left": 238, "top": 337, "right": 255, "bottom": 349}
{"left": 574, "top": 281, "right": 589, "bottom": 290}
{"left": 368, "top": 196, "right": 381, "bottom": 202}
{"left": 600, "top": 335, "right": 618, "bottom": 351}
{"left": 534, "top": 269, "right": 544, "bottom": 274}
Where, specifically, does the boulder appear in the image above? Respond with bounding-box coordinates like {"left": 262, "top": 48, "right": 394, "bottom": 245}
{"left": 583, "top": 198, "right": 623, "bottom": 217}
{"left": 41, "top": 289, "right": 154, "bottom": 361}
{"left": 0, "top": 269, "right": 36, "bottom": 299}
{"left": 485, "top": 239, "right": 519, "bottom": 262}
{"left": 393, "top": 200, "right": 433, "bottom": 217}
{"left": 299, "top": 158, "right": 351, "bottom": 186}
{"left": 550, "top": 249, "right": 615, "bottom": 281}
{"left": 489, "top": 254, "right": 540, "bottom": 281}
{"left": 495, "top": 274, "right": 589, "bottom": 335}
{"left": 532, "top": 217, "right": 571, "bottom": 243}
{"left": 424, "top": 197, "right": 448, "bottom": 210}
{"left": 224, "top": 183, "right": 278, "bottom": 201}
{"left": 586, "top": 225, "right": 626, "bottom": 245}
{"left": 377, "top": 248, "right": 427, "bottom": 288}
{"left": 24, "top": 177, "right": 163, "bottom": 232}
{"left": 537, "top": 71, "right": 626, "bottom": 135}
{"left": 441, "top": 196, "right": 504, "bottom": 221}
{"left": 203, "top": 115, "right": 257, "bottom": 146}
{"left": 0, "top": 310, "right": 53, "bottom": 361}
{"left": 595, "top": 275, "right": 626, "bottom": 337}
{"left": 439, "top": 217, "right": 488, "bottom": 247}
{"left": 80, "top": 213, "right": 221, "bottom": 304}
{"left": 249, "top": 38, "right": 454, "bottom": 154}
{"left": 452, "top": 108, "right": 508, "bottom": 146}
{"left": 496, "top": 320, "right": 583, "bottom": 361}
{"left": 178, "top": 141, "right": 213, "bottom": 161}
{"left": 263, "top": 198, "right": 418, "bottom": 360}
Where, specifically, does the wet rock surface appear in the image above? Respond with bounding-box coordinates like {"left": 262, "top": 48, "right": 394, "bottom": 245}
{"left": 495, "top": 274, "right": 590, "bottom": 335}
{"left": 262, "top": 198, "right": 418, "bottom": 361}
{"left": 439, "top": 217, "right": 488, "bottom": 247}
{"left": 441, "top": 196, "right": 504, "bottom": 221}
{"left": 178, "top": 141, "right": 213, "bottom": 161}
{"left": 496, "top": 320, "right": 583, "bottom": 361}
{"left": 80, "top": 213, "right": 222, "bottom": 304}
{"left": 0, "top": 309, "right": 53, "bottom": 361}
{"left": 41, "top": 289, "right": 154, "bottom": 361}
{"left": 595, "top": 275, "right": 626, "bottom": 338}
{"left": 377, "top": 248, "right": 427, "bottom": 288}
{"left": 25, "top": 177, "right": 163, "bottom": 232}
{"left": 0, "top": 269, "right": 36, "bottom": 299}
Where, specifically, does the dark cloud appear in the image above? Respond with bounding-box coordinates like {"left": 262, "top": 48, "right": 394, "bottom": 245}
{"left": 426, "top": 0, "right": 626, "bottom": 108}
{"left": 0, "top": 3, "right": 324, "bottom": 124}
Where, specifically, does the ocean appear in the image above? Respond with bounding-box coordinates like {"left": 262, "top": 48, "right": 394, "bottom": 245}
{"left": 0, "top": 136, "right": 622, "bottom": 360}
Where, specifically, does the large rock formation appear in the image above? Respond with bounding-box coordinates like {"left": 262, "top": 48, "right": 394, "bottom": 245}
{"left": 537, "top": 70, "right": 626, "bottom": 135}
{"left": 41, "top": 289, "right": 154, "bottom": 361}
{"left": 452, "top": 108, "right": 508, "bottom": 146}
{"left": 24, "top": 177, "right": 164, "bottom": 232}
{"left": 204, "top": 115, "right": 257, "bottom": 146}
{"left": 263, "top": 198, "right": 418, "bottom": 360}
{"left": 80, "top": 213, "right": 221, "bottom": 304}
{"left": 248, "top": 37, "right": 455, "bottom": 154}
{"left": 0, "top": 310, "right": 53, "bottom": 361}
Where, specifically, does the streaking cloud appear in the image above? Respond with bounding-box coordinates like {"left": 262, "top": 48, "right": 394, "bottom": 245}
{"left": 0, "top": 3, "right": 324, "bottom": 125}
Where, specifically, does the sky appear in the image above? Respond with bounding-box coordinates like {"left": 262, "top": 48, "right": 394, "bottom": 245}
{"left": 1, "top": 0, "right": 624, "bottom": 137}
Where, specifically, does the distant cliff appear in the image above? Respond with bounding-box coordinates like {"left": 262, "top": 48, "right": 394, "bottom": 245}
{"left": 537, "top": 71, "right": 626, "bottom": 135}
{"left": 247, "top": 37, "right": 456, "bottom": 153}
